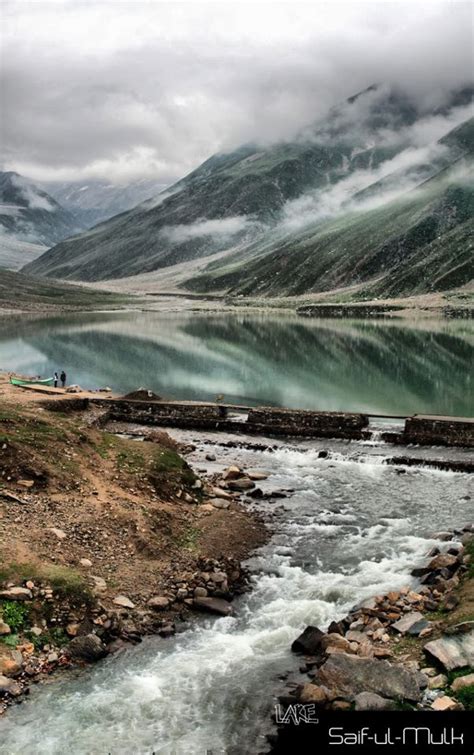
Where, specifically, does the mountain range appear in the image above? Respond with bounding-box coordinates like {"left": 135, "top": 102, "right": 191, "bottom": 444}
{"left": 41, "top": 178, "right": 168, "bottom": 228}
{"left": 0, "top": 173, "right": 168, "bottom": 271}
{"left": 23, "top": 84, "right": 474, "bottom": 297}
{"left": 0, "top": 172, "right": 80, "bottom": 270}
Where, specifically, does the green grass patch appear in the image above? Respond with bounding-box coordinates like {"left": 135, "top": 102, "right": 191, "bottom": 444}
{"left": 116, "top": 447, "right": 146, "bottom": 474}
{"left": 174, "top": 525, "right": 200, "bottom": 551}
{"left": 95, "top": 432, "right": 118, "bottom": 459}
{"left": 0, "top": 634, "right": 19, "bottom": 647}
{"left": 0, "top": 601, "right": 29, "bottom": 632}
{"left": 151, "top": 448, "right": 196, "bottom": 487}
{"left": 454, "top": 684, "right": 474, "bottom": 710}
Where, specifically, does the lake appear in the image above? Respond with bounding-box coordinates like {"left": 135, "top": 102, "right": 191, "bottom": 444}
{"left": 0, "top": 310, "right": 473, "bottom": 416}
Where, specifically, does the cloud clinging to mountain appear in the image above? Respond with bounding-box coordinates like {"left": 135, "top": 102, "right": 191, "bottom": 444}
{"left": 1, "top": 0, "right": 472, "bottom": 184}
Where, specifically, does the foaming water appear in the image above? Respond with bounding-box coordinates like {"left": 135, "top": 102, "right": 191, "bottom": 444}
{"left": 0, "top": 436, "right": 471, "bottom": 755}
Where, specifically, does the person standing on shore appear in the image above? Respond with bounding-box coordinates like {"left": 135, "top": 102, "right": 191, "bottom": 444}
{"left": 60, "top": 370, "right": 66, "bottom": 388}
{"left": 53, "top": 372, "right": 59, "bottom": 388}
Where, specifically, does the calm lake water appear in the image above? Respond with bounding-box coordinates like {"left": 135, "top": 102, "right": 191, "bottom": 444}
{"left": 0, "top": 310, "right": 473, "bottom": 416}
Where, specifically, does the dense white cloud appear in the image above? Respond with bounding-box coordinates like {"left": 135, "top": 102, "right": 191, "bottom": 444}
{"left": 1, "top": 0, "right": 472, "bottom": 184}
{"left": 161, "top": 216, "right": 254, "bottom": 242}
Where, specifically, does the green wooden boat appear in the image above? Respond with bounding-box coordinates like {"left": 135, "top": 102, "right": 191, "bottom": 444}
{"left": 10, "top": 375, "right": 55, "bottom": 387}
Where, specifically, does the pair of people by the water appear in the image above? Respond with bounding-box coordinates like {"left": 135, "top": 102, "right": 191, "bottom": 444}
{"left": 54, "top": 370, "right": 67, "bottom": 388}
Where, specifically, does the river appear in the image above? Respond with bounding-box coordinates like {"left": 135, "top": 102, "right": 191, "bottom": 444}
{"left": 0, "top": 310, "right": 473, "bottom": 415}
{"left": 0, "top": 428, "right": 472, "bottom": 754}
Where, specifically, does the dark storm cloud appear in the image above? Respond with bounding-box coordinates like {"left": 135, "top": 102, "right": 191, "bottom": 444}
{"left": 1, "top": 0, "right": 472, "bottom": 183}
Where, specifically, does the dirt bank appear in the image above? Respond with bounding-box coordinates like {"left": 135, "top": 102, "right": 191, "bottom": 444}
{"left": 0, "top": 383, "right": 267, "bottom": 712}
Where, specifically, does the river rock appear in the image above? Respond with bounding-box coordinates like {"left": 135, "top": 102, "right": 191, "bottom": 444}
{"left": 91, "top": 575, "right": 107, "bottom": 593}
{"left": 451, "top": 672, "right": 474, "bottom": 692}
{"left": 0, "top": 621, "right": 11, "bottom": 636}
{"left": 327, "top": 620, "right": 346, "bottom": 636}
{"left": 223, "top": 466, "right": 242, "bottom": 480}
{"left": 67, "top": 633, "right": 107, "bottom": 662}
{"left": 247, "top": 471, "right": 268, "bottom": 481}
{"left": 210, "top": 498, "right": 230, "bottom": 509}
{"left": 0, "top": 587, "right": 32, "bottom": 601}
{"left": 113, "top": 595, "right": 135, "bottom": 609}
{"left": 299, "top": 683, "right": 328, "bottom": 704}
{"left": 321, "top": 633, "right": 352, "bottom": 654}
{"left": 424, "top": 632, "right": 474, "bottom": 670}
{"left": 291, "top": 626, "right": 325, "bottom": 655}
{"left": 193, "top": 597, "right": 233, "bottom": 616}
{"left": 227, "top": 477, "right": 255, "bottom": 491}
{"left": 49, "top": 527, "right": 67, "bottom": 540}
{"left": 210, "top": 487, "right": 233, "bottom": 500}
{"left": 428, "top": 674, "right": 448, "bottom": 689}
{"left": 0, "top": 674, "right": 21, "bottom": 696}
{"left": 315, "top": 653, "right": 426, "bottom": 702}
{"left": 147, "top": 596, "right": 170, "bottom": 610}
{"left": 428, "top": 553, "right": 459, "bottom": 571}
{"left": 391, "top": 611, "right": 426, "bottom": 634}
{"left": 354, "top": 692, "right": 396, "bottom": 710}
{"left": 0, "top": 649, "right": 22, "bottom": 677}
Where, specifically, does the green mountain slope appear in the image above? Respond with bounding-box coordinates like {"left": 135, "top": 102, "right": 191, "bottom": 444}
{"left": 23, "top": 86, "right": 473, "bottom": 295}
{"left": 187, "top": 162, "right": 474, "bottom": 297}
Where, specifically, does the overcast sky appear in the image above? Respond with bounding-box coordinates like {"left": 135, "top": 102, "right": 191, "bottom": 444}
{"left": 1, "top": 0, "right": 472, "bottom": 185}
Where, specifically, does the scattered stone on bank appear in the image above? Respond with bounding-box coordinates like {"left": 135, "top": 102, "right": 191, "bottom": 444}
{"left": 49, "top": 527, "right": 67, "bottom": 540}
{"left": 113, "top": 595, "right": 136, "bottom": 609}
{"left": 210, "top": 498, "right": 230, "bottom": 509}
{"left": 147, "top": 596, "right": 170, "bottom": 610}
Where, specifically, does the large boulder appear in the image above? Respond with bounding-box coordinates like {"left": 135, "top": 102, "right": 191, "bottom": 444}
{"left": 315, "top": 653, "right": 426, "bottom": 702}
{"left": 67, "top": 633, "right": 107, "bottom": 662}
{"left": 291, "top": 626, "right": 325, "bottom": 655}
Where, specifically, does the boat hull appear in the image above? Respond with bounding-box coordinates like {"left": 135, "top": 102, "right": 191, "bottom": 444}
{"left": 10, "top": 376, "right": 55, "bottom": 387}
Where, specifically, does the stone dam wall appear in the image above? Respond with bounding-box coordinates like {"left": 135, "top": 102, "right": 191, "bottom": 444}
{"left": 42, "top": 399, "right": 474, "bottom": 447}
{"left": 245, "top": 407, "right": 368, "bottom": 439}
{"left": 404, "top": 416, "right": 474, "bottom": 448}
